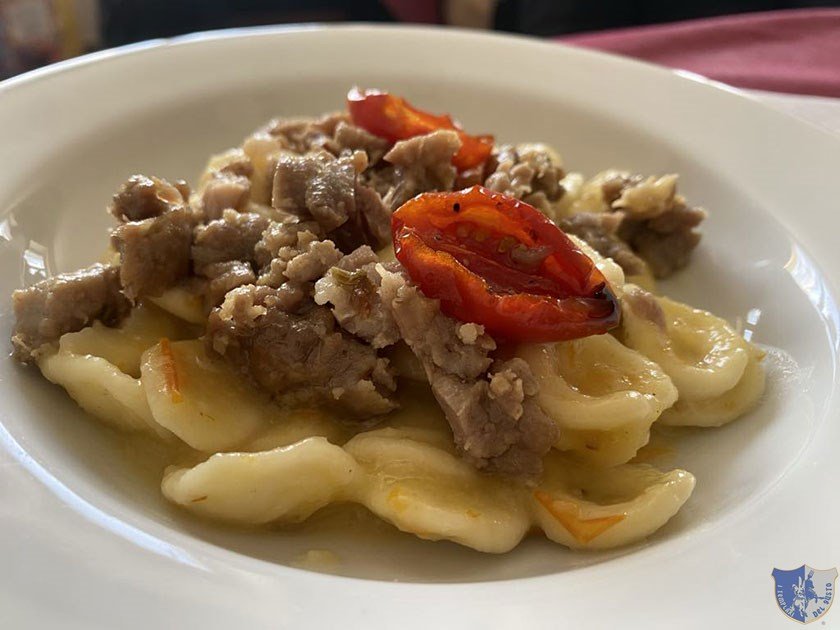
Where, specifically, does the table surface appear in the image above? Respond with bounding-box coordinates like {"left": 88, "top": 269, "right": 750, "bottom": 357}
{"left": 754, "top": 90, "right": 840, "bottom": 136}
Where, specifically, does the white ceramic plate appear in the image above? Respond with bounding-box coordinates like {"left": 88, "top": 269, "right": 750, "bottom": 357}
{"left": 1, "top": 25, "right": 838, "bottom": 629}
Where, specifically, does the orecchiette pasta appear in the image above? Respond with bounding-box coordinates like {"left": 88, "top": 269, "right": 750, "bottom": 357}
{"left": 242, "top": 408, "right": 352, "bottom": 453}
{"left": 532, "top": 451, "right": 695, "bottom": 550}
{"left": 163, "top": 426, "right": 695, "bottom": 553}
{"left": 147, "top": 286, "right": 207, "bottom": 325}
{"left": 659, "top": 345, "right": 766, "bottom": 427}
{"left": 162, "top": 437, "right": 360, "bottom": 525}
{"left": 620, "top": 285, "right": 750, "bottom": 401}
{"left": 33, "top": 270, "right": 761, "bottom": 553}
{"left": 32, "top": 240, "right": 766, "bottom": 557}
{"left": 37, "top": 304, "right": 192, "bottom": 439}
{"left": 344, "top": 427, "right": 531, "bottom": 553}
{"left": 554, "top": 170, "right": 615, "bottom": 215}
{"left": 58, "top": 303, "right": 196, "bottom": 377}
{"left": 141, "top": 339, "right": 279, "bottom": 452}
{"left": 39, "top": 350, "right": 159, "bottom": 435}
{"left": 241, "top": 132, "right": 283, "bottom": 205}
{"left": 551, "top": 172, "right": 585, "bottom": 218}
{"left": 518, "top": 334, "right": 677, "bottom": 466}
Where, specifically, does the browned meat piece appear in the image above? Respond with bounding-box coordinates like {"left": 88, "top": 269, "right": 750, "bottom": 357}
{"left": 108, "top": 174, "right": 189, "bottom": 222}
{"left": 331, "top": 121, "right": 389, "bottom": 163}
{"left": 252, "top": 217, "right": 339, "bottom": 313}
{"left": 256, "top": 227, "right": 342, "bottom": 290}
{"left": 313, "top": 246, "right": 400, "bottom": 349}
{"left": 557, "top": 211, "right": 649, "bottom": 278}
{"left": 11, "top": 263, "right": 130, "bottom": 362}
{"left": 258, "top": 282, "right": 309, "bottom": 313}
{"left": 206, "top": 285, "right": 397, "bottom": 417}
{"left": 283, "top": 236, "right": 343, "bottom": 284}
{"left": 111, "top": 207, "right": 193, "bottom": 301}
{"left": 267, "top": 113, "right": 347, "bottom": 154}
{"left": 355, "top": 184, "right": 392, "bottom": 248}
{"left": 334, "top": 244, "right": 380, "bottom": 271}
{"left": 382, "top": 130, "right": 460, "bottom": 208}
{"left": 379, "top": 269, "right": 557, "bottom": 476}
{"left": 201, "top": 173, "right": 251, "bottom": 220}
{"left": 484, "top": 144, "right": 565, "bottom": 213}
{"left": 329, "top": 183, "right": 392, "bottom": 252}
{"left": 381, "top": 271, "right": 494, "bottom": 379}
{"left": 362, "top": 163, "right": 400, "bottom": 200}
{"left": 431, "top": 359, "right": 558, "bottom": 477}
{"left": 254, "top": 215, "right": 323, "bottom": 268}
{"left": 272, "top": 152, "right": 356, "bottom": 233}
{"left": 271, "top": 151, "right": 389, "bottom": 252}
{"left": 108, "top": 172, "right": 197, "bottom": 301}
{"left": 201, "top": 261, "right": 256, "bottom": 307}
{"left": 618, "top": 201, "right": 707, "bottom": 278}
{"left": 191, "top": 210, "right": 269, "bottom": 271}
{"left": 595, "top": 173, "right": 705, "bottom": 278}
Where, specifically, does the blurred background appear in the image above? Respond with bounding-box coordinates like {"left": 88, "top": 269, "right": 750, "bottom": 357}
{"left": 1, "top": 0, "right": 839, "bottom": 94}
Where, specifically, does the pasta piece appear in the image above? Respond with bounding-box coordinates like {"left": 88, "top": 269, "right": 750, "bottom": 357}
{"left": 141, "top": 339, "right": 277, "bottom": 451}
{"left": 243, "top": 408, "right": 352, "bottom": 452}
{"left": 553, "top": 422, "right": 659, "bottom": 470}
{"left": 382, "top": 384, "right": 455, "bottom": 442}
{"left": 161, "top": 421, "right": 696, "bottom": 552}
{"left": 620, "top": 286, "right": 749, "bottom": 401}
{"left": 555, "top": 170, "right": 618, "bottom": 216}
{"left": 344, "top": 428, "right": 531, "bottom": 553}
{"left": 197, "top": 148, "right": 250, "bottom": 191}
{"left": 519, "top": 334, "right": 677, "bottom": 466}
{"left": 531, "top": 452, "right": 695, "bottom": 550}
{"left": 242, "top": 132, "right": 283, "bottom": 205}
{"left": 147, "top": 286, "right": 207, "bottom": 324}
{"left": 521, "top": 335, "right": 676, "bottom": 433}
{"left": 38, "top": 350, "right": 166, "bottom": 437}
{"left": 660, "top": 346, "right": 766, "bottom": 427}
{"left": 58, "top": 303, "right": 196, "bottom": 377}
{"left": 626, "top": 266, "right": 657, "bottom": 293}
{"left": 551, "top": 172, "right": 585, "bottom": 218}
{"left": 162, "top": 437, "right": 359, "bottom": 525}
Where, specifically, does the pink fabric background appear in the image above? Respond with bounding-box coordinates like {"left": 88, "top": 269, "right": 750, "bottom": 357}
{"left": 380, "top": 0, "right": 441, "bottom": 25}
{"left": 381, "top": 4, "right": 840, "bottom": 98}
{"left": 559, "top": 9, "right": 840, "bottom": 98}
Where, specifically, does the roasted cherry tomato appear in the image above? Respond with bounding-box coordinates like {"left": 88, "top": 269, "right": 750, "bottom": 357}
{"left": 347, "top": 88, "right": 494, "bottom": 171}
{"left": 391, "top": 186, "right": 620, "bottom": 342}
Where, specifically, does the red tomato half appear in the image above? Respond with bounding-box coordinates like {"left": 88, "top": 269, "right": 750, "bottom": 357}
{"left": 347, "top": 88, "right": 494, "bottom": 171}
{"left": 391, "top": 186, "right": 620, "bottom": 343}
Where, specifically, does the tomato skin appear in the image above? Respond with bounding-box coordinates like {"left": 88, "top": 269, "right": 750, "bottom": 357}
{"left": 392, "top": 187, "right": 620, "bottom": 343}
{"left": 347, "top": 88, "right": 494, "bottom": 171}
